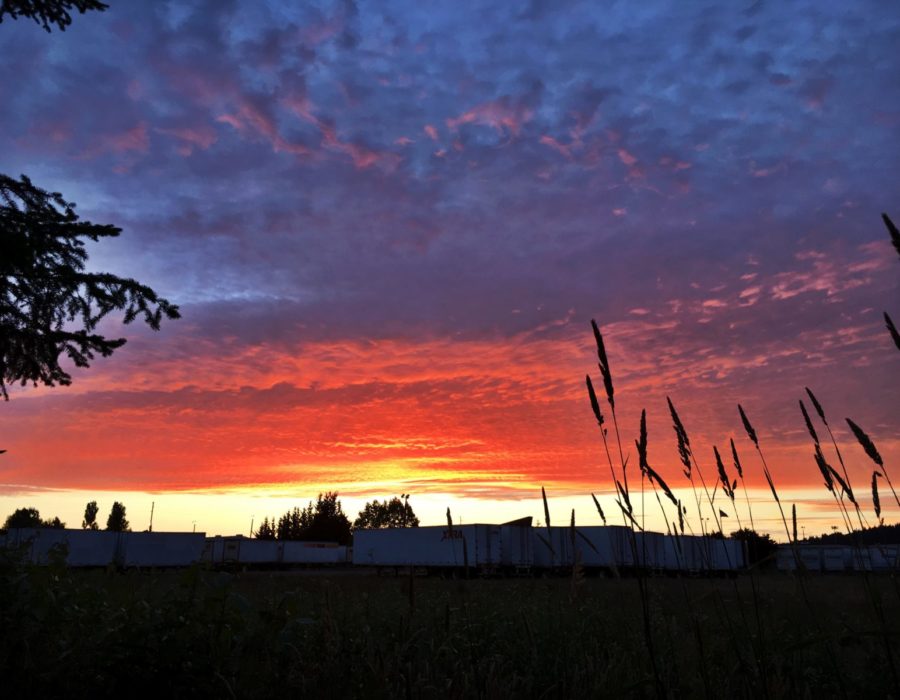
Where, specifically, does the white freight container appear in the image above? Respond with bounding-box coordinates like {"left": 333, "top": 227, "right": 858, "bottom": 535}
{"left": 776, "top": 546, "right": 798, "bottom": 571}
{"left": 707, "top": 538, "right": 744, "bottom": 571}
{"left": 633, "top": 532, "right": 666, "bottom": 570}
{"left": 869, "top": 545, "right": 900, "bottom": 572}
{"left": 672, "top": 535, "right": 706, "bottom": 572}
{"left": 500, "top": 524, "right": 533, "bottom": 568}
{"left": 4, "top": 528, "right": 69, "bottom": 564}
{"left": 822, "top": 547, "right": 848, "bottom": 572}
{"left": 473, "top": 525, "right": 502, "bottom": 567}
{"left": 532, "top": 526, "right": 575, "bottom": 568}
{"left": 663, "top": 534, "right": 735, "bottom": 572}
{"left": 353, "top": 525, "right": 489, "bottom": 568}
{"left": 281, "top": 541, "right": 347, "bottom": 565}
{"left": 219, "top": 537, "right": 281, "bottom": 565}
{"left": 118, "top": 532, "right": 204, "bottom": 568}
{"left": 60, "top": 530, "right": 120, "bottom": 567}
{"left": 849, "top": 547, "right": 872, "bottom": 571}
{"left": 799, "top": 546, "right": 823, "bottom": 572}
{"left": 571, "top": 526, "right": 631, "bottom": 570}
{"left": 203, "top": 536, "right": 227, "bottom": 565}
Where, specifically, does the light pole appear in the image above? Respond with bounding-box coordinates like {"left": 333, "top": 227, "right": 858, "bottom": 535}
{"left": 192, "top": 520, "right": 197, "bottom": 533}
{"left": 250, "top": 515, "right": 255, "bottom": 537}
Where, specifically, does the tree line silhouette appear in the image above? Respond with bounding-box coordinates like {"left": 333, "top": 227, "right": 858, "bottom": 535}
{"left": 3, "top": 499, "right": 129, "bottom": 531}
{"left": 255, "top": 493, "right": 419, "bottom": 545}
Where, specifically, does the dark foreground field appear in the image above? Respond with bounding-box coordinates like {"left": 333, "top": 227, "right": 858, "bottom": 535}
{"left": 2, "top": 561, "right": 899, "bottom": 698}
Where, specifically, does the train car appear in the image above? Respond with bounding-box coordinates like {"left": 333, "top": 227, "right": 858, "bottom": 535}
{"left": 822, "top": 547, "right": 849, "bottom": 572}
{"left": 4, "top": 528, "right": 69, "bottom": 565}
{"left": 869, "top": 545, "right": 900, "bottom": 572}
{"left": 61, "top": 530, "right": 120, "bottom": 567}
{"left": 532, "top": 526, "right": 573, "bottom": 568}
{"left": 117, "top": 532, "right": 205, "bottom": 568}
{"left": 571, "top": 525, "right": 632, "bottom": 571}
{"left": 709, "top": 538, "right": 745, "bottom": 572}
{"left": 227, "top": 537, "right": 281, "bottom": 566}
{"left": 353, "top": 525, "right": 480, "bottom": 569}
{"left": 500, "top": 520, "right": 534, "bottom": 570}
{"left": 3, "top": 528, "right": 120, "bottom": 567}
{"left": 281, "top": 541, "right": 348, "bottom": 565}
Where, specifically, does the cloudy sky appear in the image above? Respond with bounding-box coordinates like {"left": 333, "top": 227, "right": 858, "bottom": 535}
{"left": 1, "top": 0, "right": 898, "bottom": 536}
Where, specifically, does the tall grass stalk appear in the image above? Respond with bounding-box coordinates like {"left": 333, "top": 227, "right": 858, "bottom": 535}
{"left": 846, "top": 417, "right": 900, "bottom": 510}
{"left": 738, "top": 403, "right": 849, "bottom": 699}
{"left": 799, "top": 403, "right": 900, "bottom": 694}
{"left": 588, "top": 320, "right": 665, "bottom": 698}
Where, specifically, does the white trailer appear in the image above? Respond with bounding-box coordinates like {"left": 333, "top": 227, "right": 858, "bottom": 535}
{"left": 500, "top": 523, "right": 534, "bottom": 569}
{"left": 117, "top": 532, "right": 204, "bottom": 568}
{"left": 281, "top": 541, "right": 348, "bottom": 565}
{"left": 823, "top": 547, "right": 849, "bottom": 572}
{"left": 870, "top": 545, "right": 900, "bottom": 572}
{"left": 61, "top": 530, "right": 120, "bottom": 567}
{"left": 352, "top": 525, "right": 507, "bottom": 570}
{"left": 532, "top": 526, "right": 573, "bottom": 568}
{"left": 221, "top": 537, "right": 281, "bottom": 566}
{"left": 4, "top": 528, "right": 70, "bottom": 564}
{"left": 570, "top": 526, "right": 632, "bottom": 570}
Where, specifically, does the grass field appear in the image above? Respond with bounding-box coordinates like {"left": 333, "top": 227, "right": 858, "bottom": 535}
{"left": 3, "top": 560, "right": 899, "bottom": 698}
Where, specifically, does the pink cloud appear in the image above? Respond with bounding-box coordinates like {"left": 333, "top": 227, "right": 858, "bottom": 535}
{"left": 446, "top": 98, "right": 532, "bottom": 136}
{"left": 424, "top": 124, "right": 439, "bottom": 141}
{"left": 617, "top": 148, "right": 637, "bottom": 167}
{"left": 539, "top": 134, "right": 573, "bottom": 159}
{"left": 217, "top": 101, "right": 308, "bottom": 157}
{"left": 157, "top": 125, "right": 218, "bottom": 156}
{"left": 108, "top": 122, "right": 149, "bottom": 153}
{"left": 282, "top": 95, "right": 399, "bottom": 170}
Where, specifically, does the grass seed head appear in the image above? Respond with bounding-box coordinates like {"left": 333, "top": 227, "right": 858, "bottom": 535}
{"left": 585, "top": 374, "right": 605, "bottom": 426}
{"left": 872, "top": 471, "right": 882, "bottom": 519}
{"left": 667, "top": 396, "right": 693, "bottom": 476}
{"left": 541, "top": 486, "right": 551, "bottom": 528}
{"left": 591, "top": 493, "right": 607, "bottom": 525}
{"left": 729, "top": 438, "right": 744, "bottom": 479}
{"left": 814, "top": 444, "right": 835, "bottom": 493}
{"left": 590, "top": 319, "right": 615, "bottom": 409}
{"left": 883, "top": 212, "right": 900, "bottom": 259}
{"left": 714, "top": 445, "right": 734, "bottom": 501}
{"left": 805, "top": 387, "right": 827, "bottom": 425}
{"left": 738, "top": 404, "right": 758, "bottom": 447}
{"left": 846, "top": 417, "right": 884, "bottom": 467}
{"left": 885, "top": 312, "right": 900, "bottom": 352}
{"left": 799, "top": 399, "right": 819, "bottom": 444}
{"left": 637, "top": 409, "right": 648, "bottom": 475}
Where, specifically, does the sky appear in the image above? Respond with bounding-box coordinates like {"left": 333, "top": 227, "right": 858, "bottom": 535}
{"left": 0, "top": 0, "right": 898, "bottom": 539}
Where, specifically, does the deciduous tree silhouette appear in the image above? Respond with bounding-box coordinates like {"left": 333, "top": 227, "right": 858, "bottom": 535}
{"left": 82, "top": 500, "right": 98, "bottom": 530}
{"left": 105, "top": 501, "right": 129, "bottom": 532}
{"left": 274, "top": 492, "right": 352, "bottom": 545}
{"left": 3, "top": 506, "right": 65, "bottom": 528}
{"left": 0, "top": 0, "right": 108, "bottom": 32}
{"left": 730, "top": 528, "right": 777, "bottom": 566}
{"left": 0, "top": 175, "right": 180, "bottom": 399}
{"left": 4, "top": 506, "right": 43, "bottom": 528}
{"left": 353, "top": 495, "right": 420, "bottom": 530}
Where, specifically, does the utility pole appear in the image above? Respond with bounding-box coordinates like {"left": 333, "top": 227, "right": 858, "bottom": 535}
{"left": 149, "top": 501, "right": 155, "bottom": 532}
{"left": 250, "top": 515, "right": 255, "bottom": 538}
{"left": 192, "top": 520, "right": 197, "bottom": 533}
